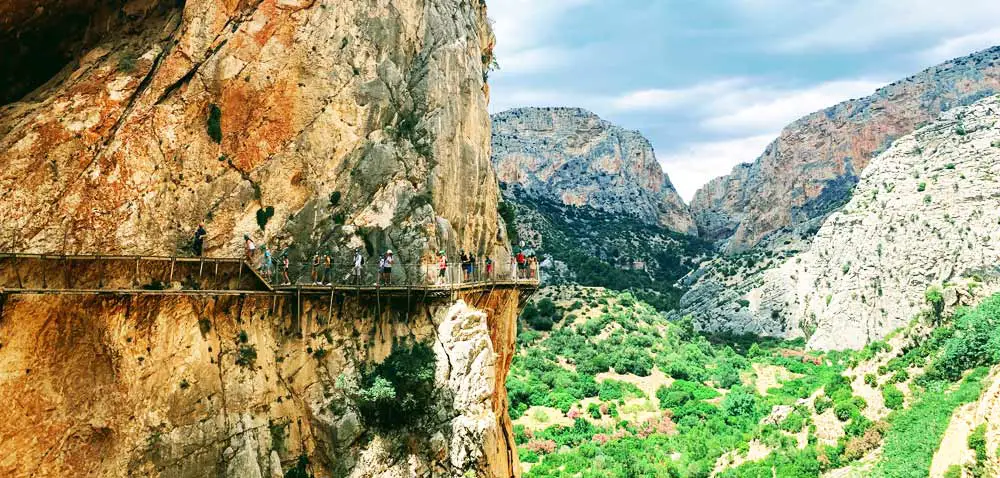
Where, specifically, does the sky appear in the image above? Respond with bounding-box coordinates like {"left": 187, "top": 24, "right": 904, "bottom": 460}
{"left": 486, "top": 0, "right": 1000, "bottom": 201}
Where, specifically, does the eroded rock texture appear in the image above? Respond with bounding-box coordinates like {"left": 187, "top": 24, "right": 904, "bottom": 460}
{"left": 691, "top": 47, "right": 1000, "bottom": 252}
{"left": 0, "top": 289, "right": 523, "bottom": 477}
{"left": 491, "top": 107, "right": 696, "bottom": 234}
{"left": 0, "top": 0, "right": 506, "bottom": 266}
{"left": 684, "top": 95, "right": 1000, "bottom": 350}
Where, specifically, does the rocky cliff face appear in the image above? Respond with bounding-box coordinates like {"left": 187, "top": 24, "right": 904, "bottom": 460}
{"left": 691, "top": 46, "right": 1000, "bottom": 252}
{"left": 0, "top": 0, "right": 525, "bottom": 476}
{"left": 0, "top": 288, "right": 524, "bottom": 477}
{"left": 492, "top": 107, "right": 696, "bottom": 234}
{"left": 0, "top": 0, "right": 506, "bottom": 266}
{"left": 683, "top": 95, "right": 1000, "bottom": 350}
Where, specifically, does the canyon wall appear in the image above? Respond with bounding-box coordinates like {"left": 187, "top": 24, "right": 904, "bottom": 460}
{"left": 690, "top": 46, "right": 1000, "bottom": 252}
{"left": 0, "top": 0, "right": 526, "bottom": 476}
{"left": 0, "top": 286, "right": 524, "bottom": 477}
{"left": 0, "top": 0, "right": 506, "bottom": 265}
{"left": 683, "top": 95, "right": 1000, "bottom": 350}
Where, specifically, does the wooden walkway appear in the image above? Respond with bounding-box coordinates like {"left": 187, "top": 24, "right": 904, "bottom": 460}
{"left": 0, "top": 253, "right": 539, "bottom": 298}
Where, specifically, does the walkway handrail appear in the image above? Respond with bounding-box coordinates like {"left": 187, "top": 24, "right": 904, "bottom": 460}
{"left": 0, "top": 253, "right": 539, "bottom": 293}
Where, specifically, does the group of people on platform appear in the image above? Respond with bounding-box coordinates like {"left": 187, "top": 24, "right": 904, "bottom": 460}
{"left": 193, "top": 224, "right": 536, "bottom": 287}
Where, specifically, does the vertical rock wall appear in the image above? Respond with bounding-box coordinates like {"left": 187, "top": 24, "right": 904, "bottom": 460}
{"left": 0, "top": 289, "right": 523, "bottom": 477}
{"left": 0, "top": 0, "right": 506, "bottom": 265}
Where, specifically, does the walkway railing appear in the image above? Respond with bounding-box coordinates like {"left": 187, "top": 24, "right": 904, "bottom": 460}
{"left": 259, "top": 258, "right": 539, "bottom": 289}
{"left": 0, "top": 253, "right": 539, "bottom": 294}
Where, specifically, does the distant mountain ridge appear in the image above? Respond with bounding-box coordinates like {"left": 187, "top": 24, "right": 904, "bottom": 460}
{"left": 492, "top": 107, "right": 696, "bottom": 235}
{"left": 691, "top": 46, "right": 1000, "bottom": 252}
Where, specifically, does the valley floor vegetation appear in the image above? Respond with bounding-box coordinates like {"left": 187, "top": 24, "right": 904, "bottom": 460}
{"left": 509, "top": 287, "right": 1000, "bottom": 478}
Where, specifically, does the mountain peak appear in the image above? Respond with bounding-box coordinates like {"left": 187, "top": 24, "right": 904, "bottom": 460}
{"left": 491, "top": 107, "right": 695, "bottom": 234}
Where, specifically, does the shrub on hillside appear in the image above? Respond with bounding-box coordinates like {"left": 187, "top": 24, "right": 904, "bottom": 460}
{"left": 814, "top": 396, "right": 833, "bottom": 415}
{"left": 882, "top": 384, "right": 904, "bottom": 410}
{"left": 926, "top": 295, "right": 1000, "bottom": 381}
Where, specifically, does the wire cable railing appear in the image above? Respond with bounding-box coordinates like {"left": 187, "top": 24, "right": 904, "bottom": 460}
{"left": 254, "top": 257, "right": 539, "bottom": 289}
{"left": 0, "top": 252, "right": 540, "bottom": 293}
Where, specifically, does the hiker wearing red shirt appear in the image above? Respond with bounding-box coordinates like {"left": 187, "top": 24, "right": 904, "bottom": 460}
{"left": 516, "top": 251, "right": 526, "bottom": 279}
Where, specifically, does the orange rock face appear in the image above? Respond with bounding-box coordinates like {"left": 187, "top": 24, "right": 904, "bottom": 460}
{"left": 0, "top": 0, "right": 507, "bottom": 265}
{"left": 0, "top": 0, "right": 523, "bottom": 476}
{"left": 0, "top": 288, "right": 525, "bottom": 477}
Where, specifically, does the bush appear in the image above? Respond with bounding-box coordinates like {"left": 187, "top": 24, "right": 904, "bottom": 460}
{"left": 814, "top": 396, "right": 833, "bottom": 414}
{"left": 236, "top": 344, "right": 257, "bottom": 367}
{"left": 882, "top": 384, "right": 904, "bottom": 410}
{"left": 256, "top": 206, "right": 275, "bottom": 230}
{"left": 927, "top": 295, "right": 1000, "bottom": 381}
{"left": 943, "top": 465, "right": 961, "bottom": 478}
{"left": 656, "top": 380, "right": 719, "bottom": 410}
{"left": 834, "top": 400, "right": 859, "bottom": 422}
{"left": 864, "top": 373, "right": 877, "bottom": 386}
{"left": 969, "top": 423, "right": 987, "bottom": 462}
{"left": 354, "top": 342, "right": 437, "bottom": 430}
{"left": 780, "top": 410, "right": 806, "bottom": 432}
{"left": 925, "top": 286, "right": 944, "bottom": 323}
{"left": 207, "top": 104, "right": 223, "bottom": 143}
{"left": 722, "top": 386, "right": 761, "bottom": 420}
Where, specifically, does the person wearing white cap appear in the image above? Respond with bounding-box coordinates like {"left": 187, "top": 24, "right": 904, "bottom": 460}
{"left": 382, "top": 250, "right": 394, "bottom": 285}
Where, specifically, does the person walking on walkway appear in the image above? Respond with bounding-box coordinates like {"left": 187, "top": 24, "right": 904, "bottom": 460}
{"left": 437, "top": 250, "right": 448, "bottom": 285}
{"left": 460, "top": 250, "right": 470, "bottom": 282}
{"left": 516, "top": 250, "right": 526, "bottom": 279}
{"left": 311, "top": 253, "right": 321, "bottom": 284}
{"left": 261, "top": 246, "right": 273, "bottom": 282}
{"left": 485, "top": 256, "right": 493, "bottom": 279}
{"left": 322, "top": 252, "right": 333, "bottom": 286}
{"left": 352, "top": 248, "right": 364, "bottom": 285}
{"left": 244, "top": 235, "right": 256, "bottom": 262}
{"left": 280, "top": 253, "right": 290, "bottom": 285}
{"left": 193, "top": 224, "right": 207, "bottom": 256}
{"left": 383, "top": 250, "right": 394, "bottom": 285}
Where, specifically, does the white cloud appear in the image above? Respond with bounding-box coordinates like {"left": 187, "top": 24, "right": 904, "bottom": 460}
{"left": 488, "top": 0, "right": 591, "bottom": 75}
{"left": 659, "top": 135, "right": 777, "bottom": 202}
{"left": 610, "top": 79, "right": 751, "bottom": 112}
{"left": 612, "top": 78, "right": 886, "bottom": 134}
{"left": 752, "top": 0, "right": 1000, "bottom": 52}
{"left": 918, "top": 28, "right": 1000, "bottom": 64}
{"left": 700, "top": 79, "right": 886, "bottom": 133}
{"left": 500, "top": 47, "right": 578, "bottom": 75}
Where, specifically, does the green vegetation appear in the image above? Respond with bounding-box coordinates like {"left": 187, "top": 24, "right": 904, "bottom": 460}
{"left": 873, "top": 368, "right": 987, "bottom": 478}
{"left": 118, "top": 51, "right": 138, "bottom": 72}
{"left": 257, "top": 206, "right": 275, "bottom": 230}
{"left": 236, "top": 344, "right": 257, "bottom": 367}
{"left": 340, "top": 342, "right": 437, "bottom": 430}
{"left": 882, "top": 384, "right": 904, "bottom": 410}
{"left": 505, "top": 194, "right": 711, "bottom": 311}
{"left": 207, "top": 104, "right": 223, "bottom": 143}
{"left": 515, "top": 288, "right": 1000, "bottom": 478}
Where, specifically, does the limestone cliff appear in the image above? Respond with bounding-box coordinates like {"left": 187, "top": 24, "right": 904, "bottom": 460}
{"left": 691, "top": 46, "right": 1000, "bottom": 252}
{"left": 683, "top": 95, "right": 1000, "bottom": 350}
{"left": 491, "top": 107, "right": 696, "bottom": 234}
{"left": 0, "top": 0, "right": 527, "bottom": 476}
{"left": 0, "top": 0, "right": 506, "bottom": 265}
{"left": 0, "top": 287, "right": 525, "bottom": 477}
